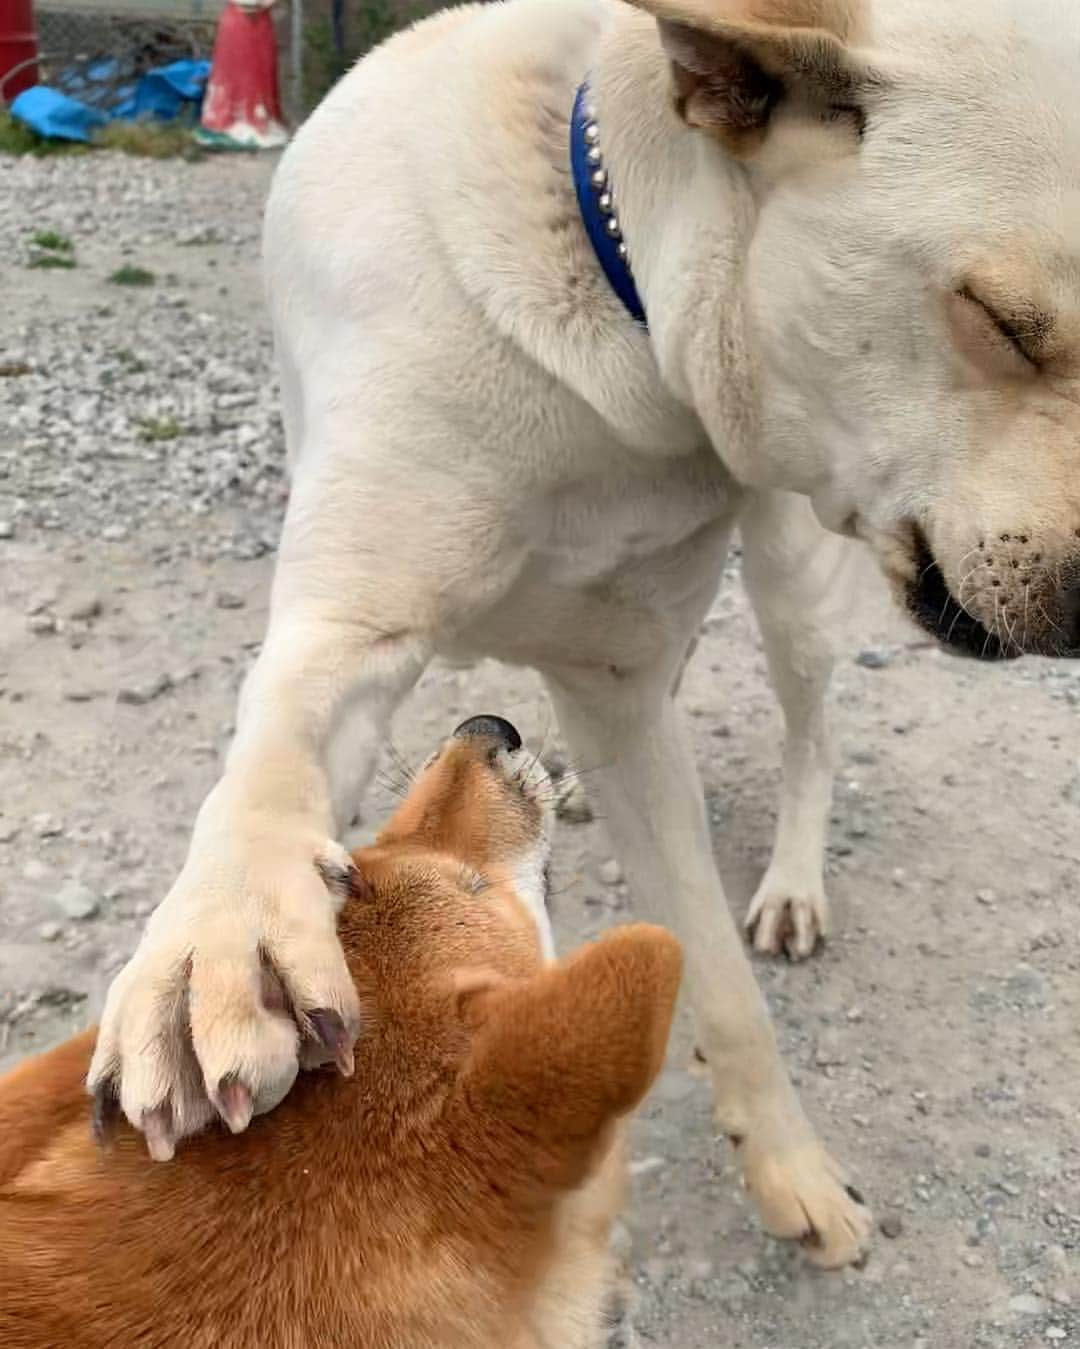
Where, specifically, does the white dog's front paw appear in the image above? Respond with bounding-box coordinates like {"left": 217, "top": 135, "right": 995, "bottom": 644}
{"left": 738, "top": 1136, "right": 872, "bottom": 1269}
{"left": 87, "top": 828, "right": 362, "bottom": 1159}
{"left": 744, "top": 874, "right": 828, "bottom": 960}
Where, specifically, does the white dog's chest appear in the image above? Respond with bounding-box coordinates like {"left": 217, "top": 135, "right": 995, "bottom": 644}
{"left": 446, "top": 453, "right": 739, "bottom": 670}
{"left": 528, "top": 460, "right": 735, "bottom": 587}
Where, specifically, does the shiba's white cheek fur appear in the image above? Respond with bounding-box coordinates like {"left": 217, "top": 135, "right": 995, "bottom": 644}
{"left": 513, "top": 849, "right": 556, "bottom": 962}
{"left": 491, "top": 746, "right": 556, "bottom": 960}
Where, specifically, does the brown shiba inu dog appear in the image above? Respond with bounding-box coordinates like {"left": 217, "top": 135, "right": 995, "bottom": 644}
{"left": 0, "top": 715, "right": 682, "bottom": 1349}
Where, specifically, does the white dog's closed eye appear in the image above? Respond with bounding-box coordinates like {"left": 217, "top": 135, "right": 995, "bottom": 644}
{"left": 947, "top": 288, "right": 1042, "bottom": 383}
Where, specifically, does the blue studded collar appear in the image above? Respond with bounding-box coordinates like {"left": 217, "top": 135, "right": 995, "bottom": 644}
{"left": 569, "top": 82, "right": 648, "bottom": 329}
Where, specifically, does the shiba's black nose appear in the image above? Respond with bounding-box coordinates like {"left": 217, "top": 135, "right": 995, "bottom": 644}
{"left": 453, "top": 715, "right": 522, "bottom": 752}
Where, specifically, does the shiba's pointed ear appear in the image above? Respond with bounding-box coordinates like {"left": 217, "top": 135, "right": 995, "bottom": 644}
{"left": 623, "top": 0, "right": 877, "bottom": 156}
{"left": 457, "top": 925, "right": 683, "bottom": 1190}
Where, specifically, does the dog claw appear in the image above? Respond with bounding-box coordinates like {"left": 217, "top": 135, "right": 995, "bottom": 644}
{"left": 744, "top": 887, "right": 827, "bottom": 962}
{"left": 141, "top": 1105, "right": 176, "bottom": 1162}
{"left": 215, "top": 1077, "right": 254, "bottom": 1134}
{"left": 307, "top": 1008, "right": 355, "bottom": 1077}
{"left": 91, "top": 1078, "right": 121, "bottom": 1146}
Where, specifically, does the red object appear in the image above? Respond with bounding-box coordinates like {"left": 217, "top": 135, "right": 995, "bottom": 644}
{"left": 0, "top": 0, "right": 38, "bottom": 102}
{"left": 200, "top": 0, "right": 286, "bottom": 147}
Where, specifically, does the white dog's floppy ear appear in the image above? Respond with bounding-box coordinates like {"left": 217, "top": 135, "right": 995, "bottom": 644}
{"left": 624, "top": 0, "right": 876, "bottom": 155}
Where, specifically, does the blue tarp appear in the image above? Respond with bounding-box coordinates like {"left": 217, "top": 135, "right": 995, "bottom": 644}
{"left": 8, "top": 87, "right": 108, "bottom": 143}
{"left": 10, "top": 59, "right": 211, "bottom": 142}
{"left": 113, "top": 60, "right": 211, "bottom": 123}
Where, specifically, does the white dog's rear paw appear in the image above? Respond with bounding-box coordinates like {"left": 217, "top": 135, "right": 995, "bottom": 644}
{"left": 740, "top": 1139, "right": 872, "bottom": 1269}
{"left": 744, "top": 877, "right": 827, "bottom": 960}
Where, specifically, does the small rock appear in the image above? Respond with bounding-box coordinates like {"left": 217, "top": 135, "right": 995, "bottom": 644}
{"left": 629, "top": 1156, "right": 665, "bottom": 1178}
{"left": 815, "top": 1032, "right": 846, "bottom": 1068}
{"left": 542, "top": 750, "right": 568, "bottom": 780}
{"left": 1009, "top": 1294, "right": 1048, "bottom": 1317}
{"left": 33, "top": 813, "right": 62, "bottom": 837}
{"left": 736, "top": 1258, "right": 761, "bottom": 1283}
{"left": 55, "top": 880, "right": 100, "bottom": 921}
{"left": 856, "top": 647, "right": 892, "bottom": 669}
{"left": 599, "top": 858, "right": 622, "bottom": 886}
{"left": 0, "top": 520, "right": 13, "bottom": 539}
{"left": 1046, "top": 1329, "right": 1067, "bottom": 1342}
{"left": 609, "top": 1218, "right": 633, "bottom": 1266}
{"left": 976, "top": 888, "right": 997, "bottom": 906}
{"left": 118, "top": 673, "right": 173, "bottom": 705}
{"left": 880, "top": 1214, "right": 904, "bottom": 1239}
{"left": 36, "top": 986, "right": 88, "bottom": 1010}
{"left": 64, "top": 688, "right": 99, "bottom": 702}
{"left": 38, "top": 921, "right": 62, "bottom": 941}
{"left": 101, "top": 524, "right": 128, "bottom": 542}
{"left": 555, "top": 779, "right": 594, "bottom": 824}
{"left": 216, "top": 591, "right": 245, "bottom": 610}
{"left": 27, "top": 614, "right": 57, "bottom": 635}
{"left": 66, "top": 594, "right": 103, "bottom": 621}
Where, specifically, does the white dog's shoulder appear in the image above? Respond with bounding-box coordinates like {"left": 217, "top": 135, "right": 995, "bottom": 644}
{"left": 264, "top": 0, "right": 700, "bottom": 460}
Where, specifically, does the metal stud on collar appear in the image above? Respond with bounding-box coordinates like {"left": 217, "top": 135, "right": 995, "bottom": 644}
{"left": 581, "top": 110, "right": 631, "bottom": 266}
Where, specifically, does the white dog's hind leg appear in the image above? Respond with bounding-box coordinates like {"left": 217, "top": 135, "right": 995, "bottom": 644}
{"left": 543, "top": 652, "right": 871, "bottom": 1269}
{"left": 739, "top": 490, "right": 859, "bottom": 960}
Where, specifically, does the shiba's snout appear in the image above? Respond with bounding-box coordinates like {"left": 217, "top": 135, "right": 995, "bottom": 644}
{"left": 452, "top": 714, "right": 523, "bottom": 752}
{"left": 358, "top": 714, "right": 556, "bottom": 964}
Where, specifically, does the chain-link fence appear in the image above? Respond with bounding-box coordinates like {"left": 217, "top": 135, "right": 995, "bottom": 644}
{"left": 2, "top": 0, "right": 220, "bottom": 110}
{"left": 3, "top": 0, "right": 448, "bottom": 126}
{"left": 4, "top": 0, "right": 218, "bottom": 102}
{"left": 294, "top": 0, "right": 443, "bottom": 116}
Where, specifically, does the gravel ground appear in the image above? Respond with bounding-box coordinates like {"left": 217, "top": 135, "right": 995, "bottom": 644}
{"left": 1, "top": 149, "right": 1078, "bottom": 1349}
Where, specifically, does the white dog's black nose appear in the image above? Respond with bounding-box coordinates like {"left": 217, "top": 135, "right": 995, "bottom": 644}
{"left": 453, "top": 715, "right": 522, "bottom": 751}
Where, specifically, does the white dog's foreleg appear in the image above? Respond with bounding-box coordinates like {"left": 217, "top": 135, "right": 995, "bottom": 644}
{"left": 543, "top": 652, "right": 870, "bottom": 1268}
{"left": 739, "top": 490, "right": 859, "bottom": 959}
{"left": 88, "top": 566, "right": 429, "bottom": 1153}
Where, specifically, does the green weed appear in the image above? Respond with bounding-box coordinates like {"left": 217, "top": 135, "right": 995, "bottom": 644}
{"left": 108, "top": 266, "right": 156, "bottom": 287}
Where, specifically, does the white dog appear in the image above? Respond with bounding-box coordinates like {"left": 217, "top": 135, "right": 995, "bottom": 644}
{"left": 88, "top": 0, "right": 1080, "bottom": 1270}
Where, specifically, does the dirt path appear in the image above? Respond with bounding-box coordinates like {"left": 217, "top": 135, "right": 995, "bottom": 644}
{"left": 1, "top": 149, "right": 1077, "bottom": 1349}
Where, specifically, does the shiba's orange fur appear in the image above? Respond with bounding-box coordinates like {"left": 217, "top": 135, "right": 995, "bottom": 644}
{"left": 0, "top": 726, "right": 682, "bottom": 1348}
